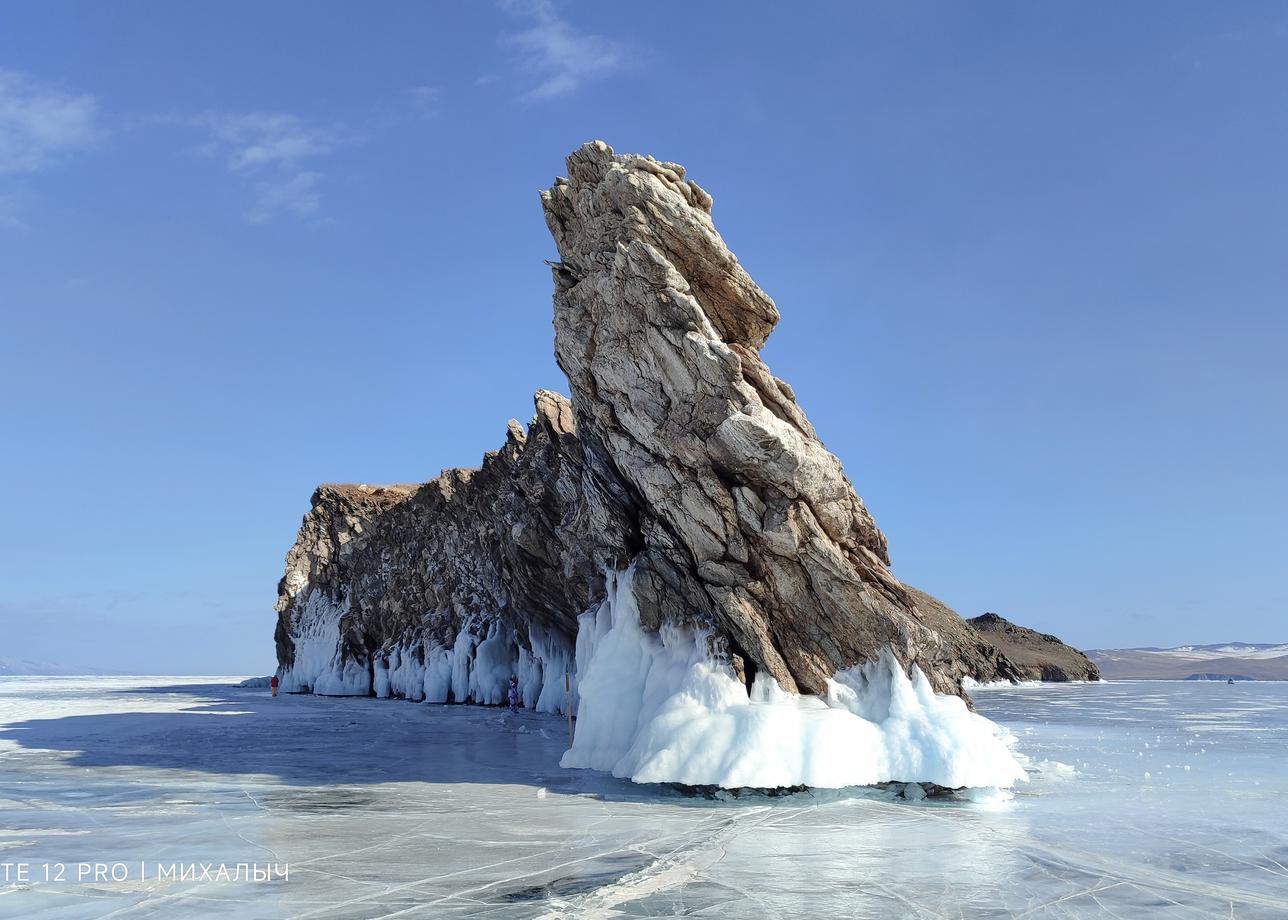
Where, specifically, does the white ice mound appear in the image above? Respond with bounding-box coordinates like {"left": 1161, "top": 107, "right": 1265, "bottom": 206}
{"left": 279, "top": 591, "right": 370, "bottom": 696}
{"left": 561, "top": 567, "right": 1027, "bottom": 790}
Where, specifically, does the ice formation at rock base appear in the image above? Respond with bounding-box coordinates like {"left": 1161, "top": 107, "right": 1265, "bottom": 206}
{"left": 562, "top": 567, "right": 1027, "bottom": 790}
{"left": 280, "top": 585, "right": 577, "bottom": 715}
{"left": 281, "top": 566, "right": 1026, "bottom": 790}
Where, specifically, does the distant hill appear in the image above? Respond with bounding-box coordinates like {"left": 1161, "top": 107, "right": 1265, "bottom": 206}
{"left": 1086, "top": 643, "right": 1288, "bottom": 680}
{"left": 966, "top": 612, "right": 1101, "bottom": 681}
{"left": 0, "top": 658, "right": 124, "bottom": 676}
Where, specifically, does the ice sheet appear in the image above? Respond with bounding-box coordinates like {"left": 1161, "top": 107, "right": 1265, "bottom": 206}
{"left": 1, "top": 677, "right": 1286, "bottom": 918}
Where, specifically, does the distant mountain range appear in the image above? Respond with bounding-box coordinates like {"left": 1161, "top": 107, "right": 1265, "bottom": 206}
{"left": 1086, "top": 643, "right": 1288, "bottom": 680}
{"left": 0, "top": 658, "right": 124, "bottom": 676}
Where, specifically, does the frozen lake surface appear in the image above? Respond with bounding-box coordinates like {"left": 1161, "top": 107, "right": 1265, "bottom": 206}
{"left": 1, "top": 677, "right": 1285, "bottom": 918}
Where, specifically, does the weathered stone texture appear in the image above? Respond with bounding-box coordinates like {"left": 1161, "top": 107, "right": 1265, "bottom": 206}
{"left": 275, "top": 141, "right": 1086, "bottom": 700}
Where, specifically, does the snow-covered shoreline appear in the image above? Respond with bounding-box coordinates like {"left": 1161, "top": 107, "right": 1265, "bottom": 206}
{"left": 962, "top": 677, "right": 1109, "bottom": 690}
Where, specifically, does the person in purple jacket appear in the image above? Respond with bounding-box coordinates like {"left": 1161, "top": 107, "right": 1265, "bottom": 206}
{"left": 507, "top": 675, "right": 520, "bottom": 713}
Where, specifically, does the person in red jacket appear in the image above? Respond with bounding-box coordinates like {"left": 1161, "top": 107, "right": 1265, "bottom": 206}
{"left": 270, "top": 675, "right": 279, "bottom": 698}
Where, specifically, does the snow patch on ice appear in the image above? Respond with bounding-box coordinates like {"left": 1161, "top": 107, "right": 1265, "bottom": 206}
{"left": 959, "top": 786, "right": 1015, "bottom": 808}
{"left": 561, "top": 566, "right": 1028, "bottom": 790}
{"left": 963, "top": 677, "right": 1107, "bottom": 690}
{"left": 1154, "top": 643, "right": 1288, "bottom": 660}
{"left": 1030, "top": 759, "right": 1078, "bottom": 780}
{"left": 962, "top": 677, "right": 1042, "bottom": 690}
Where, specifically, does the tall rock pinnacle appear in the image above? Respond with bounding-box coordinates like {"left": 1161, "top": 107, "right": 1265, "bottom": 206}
{"left": 274, "top": 141, "right": 1045, "bottom": 716}
{"left": 543, "top": 141, "right": 970, "bottom": 695}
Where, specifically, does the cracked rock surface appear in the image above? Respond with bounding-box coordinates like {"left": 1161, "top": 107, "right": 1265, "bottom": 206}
{"left": 275, "top": 141, "right": 1085, "bottom": 700}
{"left": 967, "top": 613, "right": 1101, "bottom": 682}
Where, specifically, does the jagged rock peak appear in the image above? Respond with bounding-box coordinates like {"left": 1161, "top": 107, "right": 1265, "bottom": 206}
{"left": 543, "top": 140, "right": 778, "bottom": 350}
{"left": 273, "top": 142, "right": 1079, "bottom": 721}
{"left": 538, "top": 141, "right": 983, "bottom": 697}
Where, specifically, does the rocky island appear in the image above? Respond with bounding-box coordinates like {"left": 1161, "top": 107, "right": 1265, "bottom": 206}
{"left": 967, "top": 613, "right": 1100, "bottom": 682}
{"left": 274, "top": 142, "right": 1089, "bottom": 790}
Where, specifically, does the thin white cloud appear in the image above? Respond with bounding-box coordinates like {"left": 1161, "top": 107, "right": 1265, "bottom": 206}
{"left": 500, "top": 0, "right": 632, "bottom": 101}
{"left": 190, "top": 111, "right": 341, "bottom": 223}
{"left": 0, "top": 69, "right": 98, "bottom": 174}
{"left": 247, "top": 170, "right": 323, "bottom": 224}
{"left": 0, "top": 192, "right": 26, "bottom": 231}
{"left": 408, "top": 85, "right": 444, "bottom": 117}
{"left": 194, "top": 111, "right": 338, "bottom": 171}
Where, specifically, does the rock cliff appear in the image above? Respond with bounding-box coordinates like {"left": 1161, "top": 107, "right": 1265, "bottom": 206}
{"left": 966, "top": 613, "right": 1101, "bottom": 682}
{"left": 274, "top": 142, "right": 1079, "bottom": 722}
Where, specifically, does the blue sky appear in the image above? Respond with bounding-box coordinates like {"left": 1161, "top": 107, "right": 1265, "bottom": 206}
{"left": 1, "top": 2, "right": 1285, "bottom": 673}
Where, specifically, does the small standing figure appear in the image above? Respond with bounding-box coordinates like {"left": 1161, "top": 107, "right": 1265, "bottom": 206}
{"left": 507, "top": 675, "right": 520, "bottom": 714}
{"left": 270, "top": 675, "right": 280, "bottom": 698}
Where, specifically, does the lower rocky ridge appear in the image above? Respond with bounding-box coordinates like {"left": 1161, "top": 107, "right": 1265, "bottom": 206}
{"left": 966, "top": 613, "right": 1101, "bottom": 682}
{"left": 274, "top": 142, "right": 1086, "bottom": 791}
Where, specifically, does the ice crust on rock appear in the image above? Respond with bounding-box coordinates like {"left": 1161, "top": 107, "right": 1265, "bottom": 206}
{"left": 562, "top": 568, "right": 1027, "bottom": 790}
{"left": 280, "top": 591, "right": 370, "bottom": 696}
{"left": 282, "top": 586, "right": 576, "bottom": 714}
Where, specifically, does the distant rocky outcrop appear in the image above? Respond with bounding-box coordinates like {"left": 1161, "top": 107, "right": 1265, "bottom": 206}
{"left": 0, "top": 658, "right": 121, "bottom": 676}
{"left": 966, "top": 613, "right": 1101, "bottom": 682}
{"left": 274, "top": 141, "right": 1081, "bottom": 710}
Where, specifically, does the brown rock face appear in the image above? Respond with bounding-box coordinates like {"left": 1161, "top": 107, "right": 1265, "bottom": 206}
{"left": 274, "top": 390, "right": 616, "bottom": 697}
{"left": 274, "top": 141, "right": 1067, "bottom": 703}
{"left": 967, "top": 613, "right": 1102, "bottom": 682}
{"left": 541, "top": 141, "right": 997, "bottom": 697}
